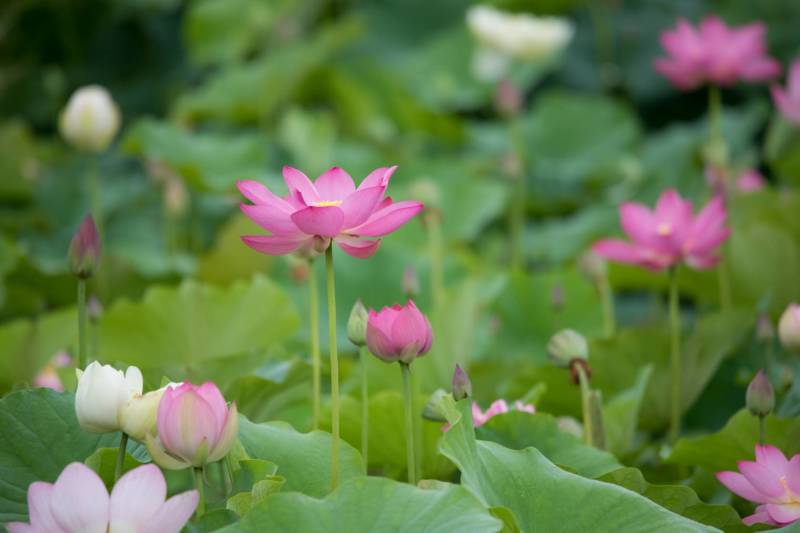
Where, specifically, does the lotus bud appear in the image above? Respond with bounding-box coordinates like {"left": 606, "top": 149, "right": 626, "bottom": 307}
{"left": 547, "top": 329, "right": 588, "bottom": 368}
{"left": 87, "top": 295, "right": 103, "bottom": 323}
{"left": 366, "top": 300, "right": 433, "bottom": 364}
{"left": 347, "top": 299, "right": 369, "bottom": 347}
{"left": 451, "top": 364, "right": 472, "bottom": 401}
{"left": 779, "top": 304, "right": 800, "bottom": 351}
{"left": 75, "top": 362, "right": 143, "bottom": 433}
{"left": 578, "top": 251, "right": 607, "bottom": 285}
{"left": 403, "top": 266, "right": 420, "bottom": 299}
{"left": 68, "top": 215, "right": 101, "bottom": 279}
{"left": 746, "top": 370, "right": 774, "bottom": 418}
{"left": 147, "top": 382, "right": 238, "bottom": 470}
{"left": 59, "top": 85, "right": 121, "bottom": 152}
{"left": 119, "top": 386, "right": 171, "bottom": 442}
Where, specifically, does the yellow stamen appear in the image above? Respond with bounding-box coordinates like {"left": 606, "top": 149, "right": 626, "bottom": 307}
{"left": 657, "top": 223, "right": 672, "bottom": 236}
{"left": 315, "top": 200, "right": 342, "bottom": 207}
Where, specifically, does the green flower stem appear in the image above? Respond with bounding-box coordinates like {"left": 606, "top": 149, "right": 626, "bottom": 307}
{"left": 708, "top": 85, "right": 722, "bottom": 147}
{"left": 325, "top": 246, "right": 340, "bottom": 490}
{"left": 427, "top": 211, "right": 445, "bottom": 308}
{"left": 668, "top": 266, "right": 682, "bottom": 443}
{"left": 77, "top": 278, "right": 88, "bottom": 370}
{"left": 89, "top": 157, "right": 103, "bottom": 239}
{"left": 588, "top": 390, "right": 606, "bottom": 450}
{"left": 193, "top": 467, "right": 205, "bottom": 518}
{"left": 400, "top": 362, "right": 416, "bottom": 486}
{"left": 508, "top": 117, "right": 527, "bottom": 271}
{"left": 575, "top": 364, "right": 593, "bottom": 447}
{"left": 598, "top": 276, "right": 616, "bottom": 338}
{"left": 707, "top": 85, "right": 733, "bottom": 311}
{"left": 717, "top": 253, "right": 732, "bottom": 311}
{"left": 114, "top": 432, "right": 128, "bottom": 483}
{"left": 309, "top": 262, "right": 321, "bottom": 431}
{"left": 758, "top": 415, "right": 766, "bottom": 446}
{"left": 359, "top": 345, "right": 369, "bottom": 470}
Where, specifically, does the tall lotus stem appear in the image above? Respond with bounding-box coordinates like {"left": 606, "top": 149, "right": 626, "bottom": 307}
{"left": 598, "top": 276, "right": 616, "bottom": 338}
{"left": 193, "top": 467, "right": 205, "bottom": 519}
{"left": 668, "top": 266, "right": 682, "bottom": 442}
{"left": 77, "top": 280, "right": 88, "bottom": 370}
{"left": 309, "top": 261, "right": 321, "bottom": 430}
{"left": 707, "top": 85, "right": 732, "bottom": 311}
{"left": 114, "top": 432, "right": 128, "bottom": 483}
{"left": 400, "top": 362, "right": 416, "bottom": 486}
{"left": 508, "top": 117, "right": 527, "bottom": 271}
{"left": 359, "top": 345, "right": 369, "bottom": 468}
{"left": 325, "top": 246, "right": 340, "bottom": 489}
{"left": 575, "top": 363, "right": 593, "bottom": 447}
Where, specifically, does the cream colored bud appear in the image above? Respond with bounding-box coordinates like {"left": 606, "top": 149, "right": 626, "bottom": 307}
{"left": 59, "top": 85, "right": 121, "bottom": 152}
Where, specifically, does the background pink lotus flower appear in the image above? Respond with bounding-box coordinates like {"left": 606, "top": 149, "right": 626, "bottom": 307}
{"left": 33, "top": 351, "right": 72, "bottom": 392}
{"left": 772, "top": 59, "right": 800, "bottom": 126}
{"left": 146, "top": 382, "right": 238, "bottom": 470}
{"left": 7, "top": 462, "right": 197, "bottom": 533}
{"left": 366, "top": 300, "right": 433, "bottom": 364}
{"left": 717, "top": 445, "right": 800, "bottom": 526}
{"left": 239, "top": 166, "right": 423, "bottom": 259}
{"left": 473, "top": 399, "right": 535, "bottom": 427}
{"left": 655, "top": 17, "right": 780, "bottom": 90}
{"left": 592, "top": 189, "right": 730, "bottom": 271}
{"left": 736, "top": 169, "right": 766, "bottom": 193}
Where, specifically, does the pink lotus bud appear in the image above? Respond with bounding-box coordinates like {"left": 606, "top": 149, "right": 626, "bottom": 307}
{"left": 87, "top": 295, "right": 103, "bottom": 322}
{"left": 746, "top": 370, "right": 774, "bottom": 417}
{"left": 452, "top": 364, "right": 472, "bottom": 400}
{"left": 779, "top": 303, "right": 800, "bottom": 351}
{"left": 736, "top": 169, "right": 766, "bottom": 194}
{"left": 68, "top": 215, "right": 101, "bottom": 278}
{"left": 366, "top": 300, "right": 433, "bottom": 364}
{"left": 402, "top": 265, "right": 420, "bottom": 299}
{"left": 146, "top": 382, "right": 238, "bottom": 470}
{"left": 33, "top": 366, "right": 64, "bottom": 392}
{"left": 495, "top": 78, "right": 523, "bottom": 117}
{"left": 772, "top": 60, "right": 800, "bottom": 127}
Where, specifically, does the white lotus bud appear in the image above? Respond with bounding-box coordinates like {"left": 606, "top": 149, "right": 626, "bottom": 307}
{"left": 119, "top": 387, "right": 166, "bottom": 442}
{"left": 59, "top": 85, "right": 121, "bottom": 152}
{"left": 75, "top": 362, "right": 142, "bottom": 433}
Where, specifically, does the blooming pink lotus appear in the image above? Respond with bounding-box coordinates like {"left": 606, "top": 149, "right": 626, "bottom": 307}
{"left": 7, "top": 462, "right": 197, "bottom": 533}
{"left": 654, "top": 17, "right": 780, "bottom": 90}
{"left": 146, "top": 382, "right": 238, "bottom": 470}
{"left": 717, "top": 445, "right": 800, "bottom": 526}
{"left": 772, "top": 60, "right": 800, "bottom": 126}
{"left": 239, "top": 166, "right": 423, "bottom": 259}
{"left": 592, "top": 189, "right": 730, "bottom": 271}
{"left": 366, "top": 300, "right": 433, "bottom": 364}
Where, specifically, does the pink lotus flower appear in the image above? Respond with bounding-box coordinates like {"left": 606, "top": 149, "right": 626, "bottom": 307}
{"left": 717, "top": 445, "right": 800, "bottom": 526}
{"left": 736, "top": 169, "right": 766, "bottom": 193}
{"left": 654, "top": 17, "right": 780, "bottom": 90}
{"left": 592, "top": 189, "right": 730, "bottom": 271}
{"left": 146, "top": 382, "right": 238, "bottom": 470}
{"left": 705, "top": 166, "right": 766, "bottom": 195}
{"left": 239, "top": 166, "right": 423, "bottom": 259}
{"left": 366, "top": 300, "right": 433, "bottom": 364}
{"left": 473, "top": 399, "right": 535, "bottom": 427}
{"left": 6, "top": 462, "right": 197, "bottom": 533}
{"left": 772, "top": 60, "right": 800, "bottom": 126}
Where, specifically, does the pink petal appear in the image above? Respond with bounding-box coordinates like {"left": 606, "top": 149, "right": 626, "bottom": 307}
{"left": 158, "top": 390, "right": 219, "bottom": 463}
{"left": 241, "top": 234, "right": 311, "bottom": 256}
{"left": 109, "top": 464, "right": 166, "bottom": 531}
{"left": 349, "top": 201, "right": 423, "bottom": 237}
{"left": 208, "top": 403, "right": 239, "bottom": 462}
{"left": 619, "top": 203, "right": 657, "bottom": 247}
{"left": 26, "top": 482, "right": 61, "bottom": 532}
{"left": 283, "top": 166, "right": 319, "bottom": 205}
{"left": 743, "top": 504, "right": 779, "bottom": 526}
{"left": 142, "top": 491, "right": 199, "bottom": 533}
{"left": 756, "top": 445, "right": 790, "bottom": 476}
{"left": 5, "top": 524, "right": 37, "bottom": 533}
{"left": 335, "top": 235, "right": 381, "bottom": 259}
{"left": 236, "top": 181, "right": 293, "bottom": 211}
{"left": 514, "top": 401, "right": 535, "bottom": 413}
{"left": 240, "top": 204, "right": 299, "bottom": 235}
{"left": 785, "top": 456, "right": 800, "bottom": 495}
{"left": 654, "top": 189, "right": 693, "bottom": 240}
{"left": 717, "top": 471, "right": 769, "bottom": 503}
{"left": 49, "top": 463, "right": 109, "bottom": 533}
{"left": 592, "top": 239, "right": 645, "bottom": 265}
{"left": 766, "top": 503, "right": 800, "bottom": 525}
{"left": 314, "top": 167, "right": 355, "bottom": 201}
{"left": 788, "top": 60, "right": 800, "bottom": 99}
{"left": 194, "top": 382, "right": 229, "bottom": 434}
{"left": 738, "top": 461, "right": 787, "bottom": 501}
{"left": 389, "top": 301, "right": 431, "bottom": 358}
{"left": 291, "top": 206, "right": 345, "bottom": 238}
{"left": 358, "top": 166, "right": 398, "bottom": 190}
{"left": 340, "top": 186, "right": 385, "bottom": 229}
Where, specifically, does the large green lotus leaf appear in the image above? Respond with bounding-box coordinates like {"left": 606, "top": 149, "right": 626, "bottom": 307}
{"left": 196, "top": 213, "right": 273, "bottom": 285}
{"left": 122, "top": 118, "right": 268, "bottom": 192}
{"left": 476, "top": 411, "right": 621, "bottom": 478}
{"left": 0, "top": 389, "right": 139, "bottom": 523}
{"left": 603, "top": 365, "right": 652, "bottom": 457}
{"left": 0, "top": 307, "right": 76, "bottom": 392}
{"left": 218, "top": 476, "right": 501, "bottom": 532}
{"left": 668, "top": 410, "right": 800, "bottom": 474}
{"left": 98, "top": 276, "right": 298, "bottom": 370}
{"left": 591, "top": 310, "right": 753, "bottom": 431}
{"left": 237, "top": 415, "right": 364, "bottom": 498}
{"left": 438, "top": 395, "right": 717, "bottom": 532}
{"left": 599, "top": 467, "right": 746, "bottom": 532}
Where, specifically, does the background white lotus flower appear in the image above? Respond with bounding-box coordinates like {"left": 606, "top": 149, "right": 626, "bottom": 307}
{"left": 466, "top": 5, "right": 574, "bottom": 62}
{"left": 59, "top": 85, "right": 121, "bottom": 152}
{"left": 75, "top": 362, "right": 143, "bottom": 433}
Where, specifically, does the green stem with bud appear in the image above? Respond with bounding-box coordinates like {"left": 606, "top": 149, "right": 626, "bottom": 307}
{"left": 400, "top": 362, "right": 416, "bottom": 486}
{"left": 325, "top": 246, "right": 340, "bottom": 490}
{"left": 77, "top": 279, "right": 88, "bottom": 370}
{"left": 309, "top": 262, "right": 321, "bottom": 431}
{"left": 758, "top": 415, "right": 765, "bottom": 446}
{"left": 707, "top": 85, "right": 732, "bottom": 311}
{"left": 193, "top": 467, "right": 205, "bottom": 519}
{"left": 575, "top": 363, "right": 594, "bottom": 447}
{"left": 359, "top": 345, "right": 369, "bottom": 470}
{"left": 598, "top": 276, "right": 616, "bottom": 338}
{"left": 114, "top": 432, "right": 128, "bottom": 483}
{"left": 668, "top": 266, "right": 682, "bottom": 443}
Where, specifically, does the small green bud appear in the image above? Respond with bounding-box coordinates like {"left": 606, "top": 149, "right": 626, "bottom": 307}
{"left": 547, "top": 329, "right": 588, "bottom": 368}
{"left": 578, "top": 251, "right": 607, "bottom": 285}
{"left": 746, "top": 370, "right": 774, "bottom": 418}
{"left": 347, "top": 299, "right": 368, "bottom": 347}
{"left": 779, "top": 304, "right": 800, "bottom": 351}
{"left": 451, "top": 364, "right": 472, "bottom": 401}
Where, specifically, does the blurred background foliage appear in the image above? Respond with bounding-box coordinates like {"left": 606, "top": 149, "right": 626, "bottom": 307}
{"left": 2, "top": 0, "right": 800, "bottom": 499}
